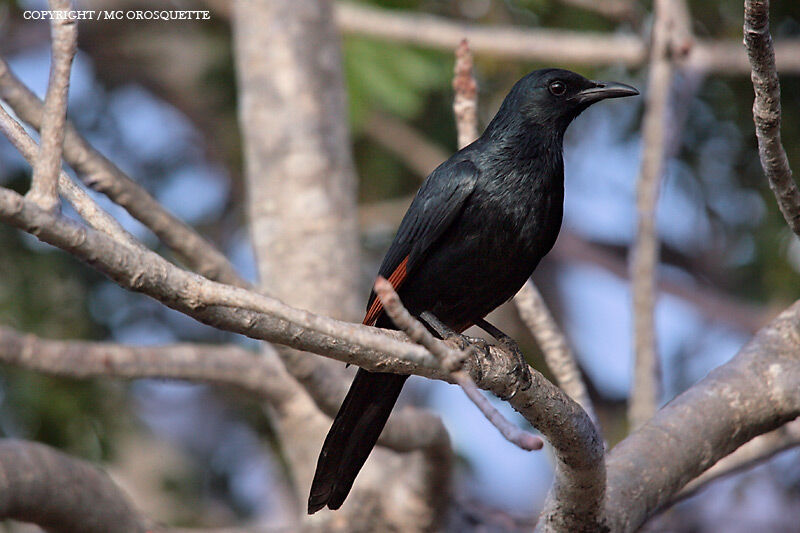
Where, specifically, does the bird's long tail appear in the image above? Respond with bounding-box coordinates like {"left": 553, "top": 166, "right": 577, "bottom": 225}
{"left": 308, "top": 368, "right": 408, "bottom": 514}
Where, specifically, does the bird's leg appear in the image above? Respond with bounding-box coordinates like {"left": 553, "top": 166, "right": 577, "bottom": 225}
{"left": 419, "top": 311, "right": 487, "bottom": 381}
{"left": 475, "top": 319, "right": 533, "bottom": 395}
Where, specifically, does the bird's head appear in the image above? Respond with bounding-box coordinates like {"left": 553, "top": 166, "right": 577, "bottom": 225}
{"left": 488, "top": 68, "right": 639, "bottom": 135}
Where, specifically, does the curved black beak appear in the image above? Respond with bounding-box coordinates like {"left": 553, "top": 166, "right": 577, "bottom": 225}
{"left": 571, "top": 80, "right": 640, "bottom": 105}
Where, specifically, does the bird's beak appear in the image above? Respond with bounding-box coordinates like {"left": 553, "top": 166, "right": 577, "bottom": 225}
{"left": 571, "top": 81, "right": 640, "bottom": 104}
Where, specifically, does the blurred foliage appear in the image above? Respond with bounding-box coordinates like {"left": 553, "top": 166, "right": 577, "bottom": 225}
{"left": 344, "top": 37, "right": 452, "bottom": 127}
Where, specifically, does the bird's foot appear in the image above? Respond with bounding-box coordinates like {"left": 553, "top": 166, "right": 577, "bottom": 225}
{"left": 419, "top": 312, "right": 487, "bottom": 381}
{"left": 474, "top": 319, "right": 532, "bottom": 400}
{"left": 497, "top": 337, "right": 532, "bottom": 396}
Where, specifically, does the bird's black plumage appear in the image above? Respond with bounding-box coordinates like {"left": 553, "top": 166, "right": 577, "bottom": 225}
{"left": 308, "top": 68, "right": 638, "bottom": 514}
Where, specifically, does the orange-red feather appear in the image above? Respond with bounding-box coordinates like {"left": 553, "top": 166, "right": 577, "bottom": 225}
{"left": 363, "top": 256, "right": 409, "bottom": 326}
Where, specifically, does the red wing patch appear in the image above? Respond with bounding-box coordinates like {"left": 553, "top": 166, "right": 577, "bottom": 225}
{"left": 363, "top": 256, "right": 409, "bottom": 326}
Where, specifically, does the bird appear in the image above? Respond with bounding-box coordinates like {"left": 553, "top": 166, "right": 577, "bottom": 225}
{"left": 308, "top": 68, "right": 638, "bottom": 514}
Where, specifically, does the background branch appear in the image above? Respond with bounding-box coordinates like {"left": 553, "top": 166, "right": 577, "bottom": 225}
{"left": 336, "top": 2, "right": 645, "bottom": 67}
{"left": 26, "top": 0, "right": 76, "bottom": 213}
{"left": 0, "top": 100, "right": 141, "bottom": 249}
{"left": 0, "top": 439, "right": 152, "bottom": 533}
{"left": 514, "top": 280, "right": 598, "bottom": 428}
{"left": 0, "top": 55, "right": 247, "bottom": 287}
{"left": 334, "top": 2, "right": 800, "bottom": 74}
{"left": 557, "top": 0, "right": 640, "bottom": 22}
{"left": 628, "top": 0, "right": 687, "bottom": 429}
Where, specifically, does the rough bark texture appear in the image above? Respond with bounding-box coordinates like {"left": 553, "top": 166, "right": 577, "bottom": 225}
{"left": 744, "top": 0, "right": 800, "bottom": 237}
{"left": 603, "top": 300, "right": 800, "bottom": 532}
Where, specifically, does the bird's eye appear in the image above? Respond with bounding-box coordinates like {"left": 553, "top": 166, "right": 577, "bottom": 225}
{"left": 548, "top": 80, "right": 567, "bottom": 96}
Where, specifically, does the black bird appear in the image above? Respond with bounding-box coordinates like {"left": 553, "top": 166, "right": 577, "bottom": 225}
{"left": 308, "top": 68, "right": 638, "bottom": 514}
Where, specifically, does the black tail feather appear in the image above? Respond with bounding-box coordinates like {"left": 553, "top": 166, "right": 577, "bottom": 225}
{"left": 308, "top": 368, "right": 408, "bottom": 514}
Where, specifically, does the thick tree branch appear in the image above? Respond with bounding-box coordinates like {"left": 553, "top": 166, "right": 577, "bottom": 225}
{"left": 0, "top": 438, "right": 286, "bottom": 533}
{"left": 233, "top": 3, "right": 452, "bottom": 523}
{"left": 0, "top": 55, "right": 246, "bottom": 287}
{"left": 744, "top": 0, "right": 800, "bottom": 237}
{"left": 677, "top": 417, "right": 800, "bottom": 501}
{"left": 0, "top": 439, "right": 152, "bottom": 533}
{"left": 603, "top": 299, "right": 800, "bottom": 532}
{"left": 26, "top": 0, "right": 77, "bottom": 213}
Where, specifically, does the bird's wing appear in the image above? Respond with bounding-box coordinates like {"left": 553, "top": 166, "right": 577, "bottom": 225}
{"left": 363, "top": 159, "right": 479, "bottom": 325}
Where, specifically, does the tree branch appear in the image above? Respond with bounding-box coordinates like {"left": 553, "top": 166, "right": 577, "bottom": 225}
{"left": 452, "top": 39, "right": 478, "bottom": 149}
{"left": 0, "top": 439, "right": 153, "bottom": 533}
{"left": 0, "top": 324, "right": 446, "bottom": 454}
{"left": 514, "top": 280, "right": 598, "bottom": 428}
{"left": 333, "top": 2, "right": 800, "bottom": 74}
{"left": 603, "top": 299, "right": 800, "bottom": 532}
{"left": 628, "top": 0, "right": 688, "bottom": 429}
{"left": 362, "top": 111, "right": 448, "bottom": 178}
{"left": 0, "top": 55, "right": 246, "bottom": 287}
{"left": 0, "top": 100, "right": 141, "bottom": 250}
{"left": 676, "top": 417, "right": 800, "bottom": 501}
{"left": 744, "top": 0, "right": 800, "bottom": 237}
{"left": 336, "top": 2, "right": 646, "bottom": 66}
{"left": 374, "top": 277, "right": 543, "bottom": 451}
{"left": 25, "top": 0, "right": 77, "bottom": 213}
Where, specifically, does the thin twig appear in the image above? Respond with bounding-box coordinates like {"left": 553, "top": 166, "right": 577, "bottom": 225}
{"left": 26, "top": 0, "right": 77, "bottom": 212}
{"left": 628, "top": 0, "right": 686, "bottom": 429}
{"left": 514, "top": 280, "right": 598, "bottom": 427}
{"left": 374, "top": 277, "right": 543, "bottom": 452}
{"left": 0, "top": 102, "right": 140, "bottom": 249}
{"left": 744, "top": 0, "right": 800, "bottom": 237}
{"left": 453, "top": 39, "right": 479, "bottom": 149}
{"left": 0, "top": 55, "right": 247, "bottom": 287}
